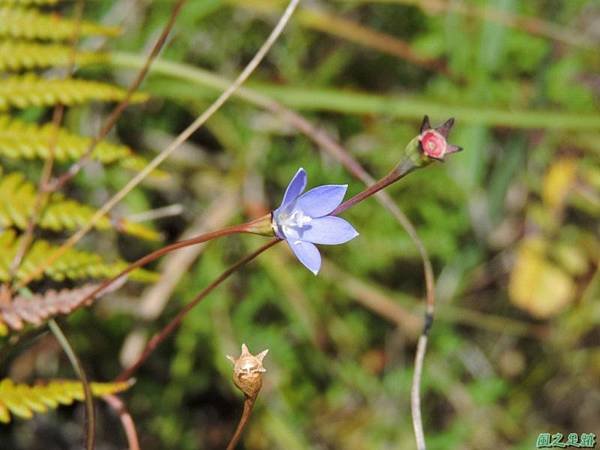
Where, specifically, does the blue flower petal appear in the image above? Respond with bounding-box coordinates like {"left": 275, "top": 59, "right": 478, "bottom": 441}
{"left": 296, "top": 184, "right": 347, "bottom": 217}
{"left": 300, "top": 216, "right": 359, "bottom": 245}
{"left": 287, "top": 239, "right": 322, "bottom": 275}
{"left": 280, "top": 168, "right": 307, "bottom": 208}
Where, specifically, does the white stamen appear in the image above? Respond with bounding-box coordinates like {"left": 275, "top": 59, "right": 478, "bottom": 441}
{"left": 275, "top": 208, "right": 312, "bottom": 238}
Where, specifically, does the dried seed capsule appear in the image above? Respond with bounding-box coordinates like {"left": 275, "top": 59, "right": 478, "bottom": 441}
{"left": 226, "top": 344, "right": 268, "bottom": 398}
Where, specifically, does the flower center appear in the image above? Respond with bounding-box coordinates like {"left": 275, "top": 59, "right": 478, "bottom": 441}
{"left": 419, "top": 129, "right": 447, "bottom": 158}
{"left": 274, "top": 208, "right": 312, "bottom": 239}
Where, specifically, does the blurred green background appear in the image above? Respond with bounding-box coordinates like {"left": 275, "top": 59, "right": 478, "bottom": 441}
{"left": 1, "top": 0, "right": 599, "bottom": 449}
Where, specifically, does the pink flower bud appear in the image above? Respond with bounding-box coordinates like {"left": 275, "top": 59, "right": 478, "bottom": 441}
{"left": 416, "top": 115, "right": 462, "bottom": 161}
{"left": 419, "top": 129, "right": 447, "bottom": 159}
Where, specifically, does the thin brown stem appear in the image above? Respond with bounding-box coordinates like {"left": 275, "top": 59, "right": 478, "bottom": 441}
{"left": 116, "top": 238, "right": 280, "bottom": 382}
{"left": 333, "top": 159, "right": 415, "bottom": 216}
{"left": 103, "top": 395, "right": 140, "bottom": 450}
{"left": 48, "top": 0, "right": 187, "bottom": 192}
{"left": 72, "top": 222, "right": 260, "bottom": 315}
{"left": 226, "top": 396, "right": 256, "bottom": 450}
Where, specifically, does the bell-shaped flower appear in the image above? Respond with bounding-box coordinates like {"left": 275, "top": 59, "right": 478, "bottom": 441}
{"left": 272, "top": 168, "right": 358, "bottom": 275}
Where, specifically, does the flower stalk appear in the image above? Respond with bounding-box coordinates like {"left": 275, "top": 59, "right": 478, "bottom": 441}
{"left": 73, "top": 217, "right": 274, "bottom": 310}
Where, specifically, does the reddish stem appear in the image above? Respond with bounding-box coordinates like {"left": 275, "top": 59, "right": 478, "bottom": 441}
{"left": 226, "top": 396, "right": 256, "bottom": 450}
{"left": 103, "top": 395, "right": 140, "bottom": 450}
{"left": 77, "top": 219, "right": 268, "bottom": 311}
{"left": 116, "top": 238, "right": 280, "bottom": 382}
{"left": 333, "top": 159, "right": 415, "bottom": 216}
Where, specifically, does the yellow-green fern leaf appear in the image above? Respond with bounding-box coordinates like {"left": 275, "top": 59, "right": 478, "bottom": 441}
{"left": 0, "top": 378, "right": 133, "bottom": 424}
{"left": 0, "top": 41, "right": 107, "bottom": 71}
{"left": 0, "top": 230, "right": 158, "bottom": 283}
{"left": 0, "top": 116, "right": 162, "bottom": 176}
{"left": 0, "top": 0, "right": 57, "bottom": 5}
{"left": 0, "top": 75, "right": 148, "bottom": 111}
{"left": 0, "top": 171, "right": 160, "bottom": 240}
{"left": 0, "top": 7, "right": 120, "bottom": 41}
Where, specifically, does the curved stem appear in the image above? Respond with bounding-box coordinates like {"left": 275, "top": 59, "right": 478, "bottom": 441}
{"left": 226, "top": 396, "right": 256, "bottom": 450}
{"left": 48, "top": 319, "right": 95, "bottom": 450}
{"left": 74, "top": 222, "right": 257, "bottom": 313}
{"left": 116, "top": 238, "right": 280, "bottom": 382}
{"left": 333, "top": 159, "right": 415, "bottom": 216}
{"left": 103, "top": 395, "right": 140, "bottom": 450}
{"left": 411, "top": 335, "right": 428, "bottom": 450}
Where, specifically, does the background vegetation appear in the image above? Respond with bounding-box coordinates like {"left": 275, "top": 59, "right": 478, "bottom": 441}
{"left": 0, "top": 0, "right": 598, "bottom": 449}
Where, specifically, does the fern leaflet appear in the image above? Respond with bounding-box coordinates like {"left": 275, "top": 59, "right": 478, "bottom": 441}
{"left": 0, "top": 230, "right": 158, "bottom": 283}
{"left": 0, "top": 40, "right": 106, "bottom": 71}
{"left": 0, "top": 75, "right": 148, "bottom": 111}
{"left": 0, "top": 0, "right": 58, "bottom": 5}
{"left": 0, "top": 7, "right": 120, "bottom": 41}
{"left": 0, "top": 378, "right": 132, "bottom": 423}
{"left": 0, "top": 115, "right": 154, "bottom": 173}
{"left": 0, "top": 171, "right": 160, "bottom": 240}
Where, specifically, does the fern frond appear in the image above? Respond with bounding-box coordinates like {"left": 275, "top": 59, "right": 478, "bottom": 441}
{"left": 0, "top": 75, "right": 148, "bottom": 111}
{"left": 0, "top": 7, "right": 120, "bottom": 41}
{"left": 0, "top": 41, "right": 106, "bottom": 71}
{"left": 0, "top": 116, "right": 152, "bottom": 173}
{"left": 0, "top": 171, "right": 160, "bottom": 240}
{"left": 0, "top": 378, "right": 132, "bottom": 423}
{"left": 0, "top": 0, "right": 57, "bottom": 5}
{"left": 0, "top": 230, "right": 158, "bottom": 283}
{"left": 0, "top": 282, "right": 124, "bottom": 331}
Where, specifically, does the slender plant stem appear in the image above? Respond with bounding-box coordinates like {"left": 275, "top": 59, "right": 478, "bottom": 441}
{"left": 125, "top": 204, "right": 184, "bottom": 223}
{"left": 226, "top": 396, "right": 257, "bottom": 450}
{"left": 15, "top": 0, "right": 301, "bottom": 292}
{"left": 116, "top": 238, "right": 280, "bottom": 382}
{"left": 48, "top": 319, "right": 95, "bottom": 450}
{"left": 333, "top": 159, "right": 415, "bottom": 215}
{"left": 103, "top": 395, "right": 140, "bottom": 450}
{"left": 48, "top": 0, "right": 187, "bottom": 192}
{"left": 411, "top": 335, "right": 428, "bottom": 450}
{"left": 72, "top": 222, "right": 261, "bottom": 313}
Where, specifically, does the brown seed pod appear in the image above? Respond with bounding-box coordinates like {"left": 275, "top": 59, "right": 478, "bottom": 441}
{"left": 226, "top": 343, "right": 268, "bottom": 398}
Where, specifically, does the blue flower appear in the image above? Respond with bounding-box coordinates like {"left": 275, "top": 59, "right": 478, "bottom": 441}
{"left": 272, "top": 168, "right": 359, "bottom": 275}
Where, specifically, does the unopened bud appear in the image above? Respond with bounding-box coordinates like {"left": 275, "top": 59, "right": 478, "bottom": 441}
{"left": 399, "top": 115, "right": 463, "bottom": 170}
